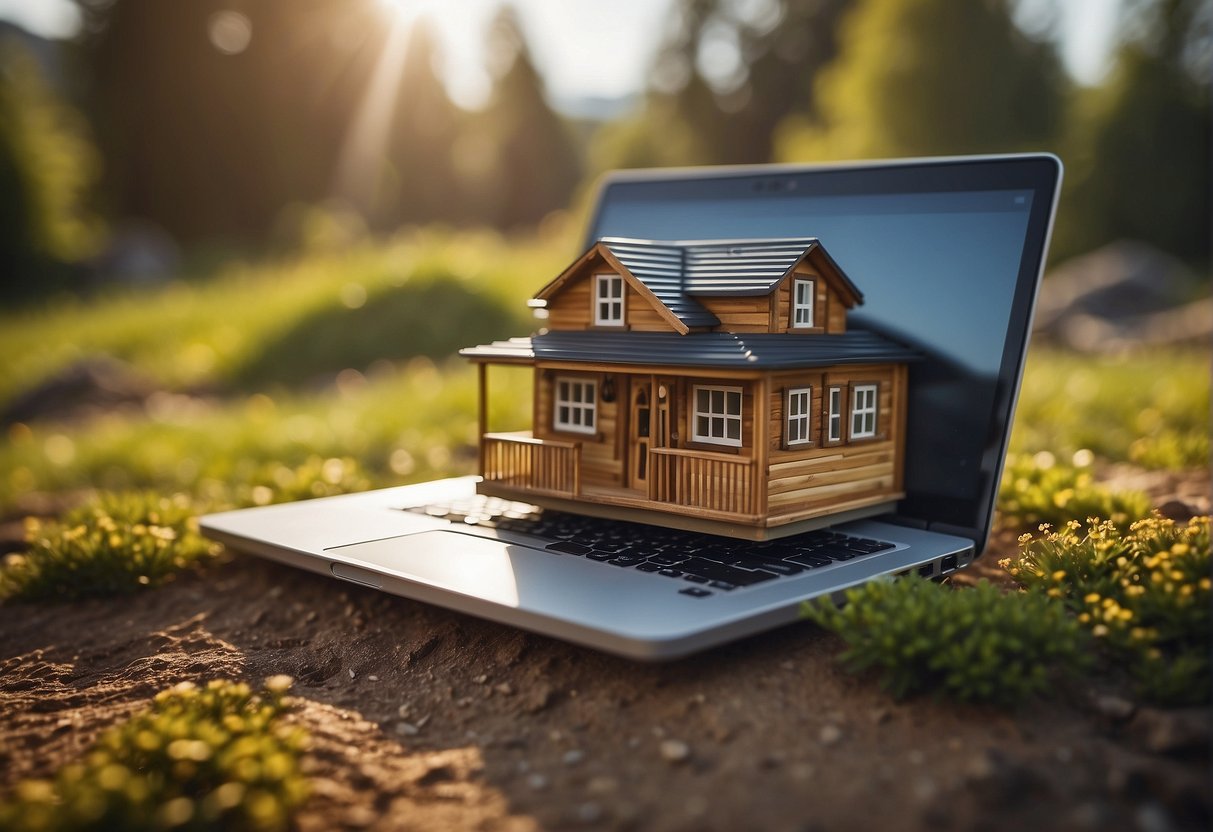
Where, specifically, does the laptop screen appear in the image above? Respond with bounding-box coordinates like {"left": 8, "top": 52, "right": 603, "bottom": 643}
{"left": 585, "top": 156, "right": 1061, "bottom": 543}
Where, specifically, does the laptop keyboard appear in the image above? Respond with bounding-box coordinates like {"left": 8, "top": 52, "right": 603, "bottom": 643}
{"left": 406, "top": 496, "right": 897, "bottom": 598}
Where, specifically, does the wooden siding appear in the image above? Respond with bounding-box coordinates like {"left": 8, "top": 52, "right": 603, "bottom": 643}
{"left": 770, "top": 268, "right": 847, "bottom": 334}
{"left": 699, "top": 296, "right": 769, "bottom": 332}
{"left": 533, "top": 370, "right": 624, "bottom": 487}
{"left": 543, "top": 261, "right": 678, "bottom": 333}
{"left": 764, "top": 364, "right": 902, "bottom": 524}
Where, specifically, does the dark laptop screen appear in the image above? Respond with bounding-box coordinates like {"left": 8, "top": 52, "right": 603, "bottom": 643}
{"left": 586, "top": 156, "right": 1060, "bottom": 543}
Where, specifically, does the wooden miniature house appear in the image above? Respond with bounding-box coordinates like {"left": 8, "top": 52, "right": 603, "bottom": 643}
{"left": 461, "top": 237, "right": 918, "bottom": 540}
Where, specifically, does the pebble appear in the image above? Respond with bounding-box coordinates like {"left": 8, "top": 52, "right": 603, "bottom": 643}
{"left": 780, "top": 660, "right": 795, "bottom": 671}
{"left": 396, "top": 722, "right": 419, "bottom": 736}
{"left": 397, "top": 704, "right": 411, "bottom": 718}
{"left": 494, "top": 682, "right": 514, "bottom": 696}
{"left": 576, "top": 802, "right": 603, "bottom": 824}
{"left": 659, "top": 739, "right": 691, "bottom": 763}
{"left": 563, "top": 749, "right": 585, "bottom": 766}
{"left": 348, "top": 669, "right": 355, "bottom": 679}
{"left": 819, "top": 724, "right": 844, "bottom": 746}
{"left": 473, "top": 674, "right": 488, "bottom": 685}
{"left": 1130, "top": 707, "right": 1209, "bottom": 754}
{"left": 368, "top": 675, "right": 379, "bottom": 682}
{"left": 1091, "top": 693, "right": 1135, "bottom": 721}
{"left": 526, "top": 773, "right": 549, "bottom": 791}
{"left": 587, "top": 776, "right": 618, "bottom": 795}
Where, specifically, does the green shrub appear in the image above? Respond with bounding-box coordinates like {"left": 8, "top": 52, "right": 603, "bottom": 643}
{"left": 0, "top": 677, "right": 308, "bottom": 832}
{"left": 1005, "top": 515, "right": 1211, "bottom": 704}
{"left": 803, "top": 577, "right": 1088, "bottom": 705}
{"left": 1, "top": 491, "right": 217, "bottom": 602}
{"left": 997, "top": 451, "right": 1151, "bottom": 529}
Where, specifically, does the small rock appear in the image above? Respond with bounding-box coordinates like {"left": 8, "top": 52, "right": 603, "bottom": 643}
{"left": 1091, "top": 693, "right": 1135, "bottom": 721}
{"left": 912, "top": 777, "right": 938, "bottom": 803}
{"left": 1135, "top": 802, "right": 1176, "bottom": 832}
{"left": 526, "top": 773, "right": 549, "bottom": 791}
{"left": 563, "top": 749, "right": 585, "bottom": 766}
{"left": 397, "top": 704, "right": 411, "bottom": 718}
{"left": 780, "top": 660, "right": 795, "bottom": 671}
{"left": 819, "top": 724, "right": 844, "bottom": 746}
{"left": 870, "top": 707, "right": 891, "bottom": 725}
{"left": 587, "top": 776, "right": 618, "bottom": 795}
{"left": 348, "top": 669, "right": 355, "bottom": 679}
{"left": 416, "top": 714, "right": 431, "bottom": 728}
{"left": 1130, "top": 707, "right": 1210, "bottom": 755}
{"left": 396, "top": 722, "right": 419, "bottom": 736}
{"left": 473, "top": 674, "right": 488, "bottom": 685}
{"left": 368, "top": 675, "right": 379, "bottom": 682}
{"left": 456, "top": 696, "right": 473, "bottom": 707}
{"left": 576, "top": 802, "right": 603, "bottom": 824}
{"left": 659, "top": 739, "right": 691, "bottom": 763}
{"left": 494, "top": 682, "right": 514, "bottom": 696}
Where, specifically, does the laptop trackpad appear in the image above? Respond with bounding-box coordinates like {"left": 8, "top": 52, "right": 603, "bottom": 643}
{"left": 328, "top": 530, "right": 535, "bottom": 607}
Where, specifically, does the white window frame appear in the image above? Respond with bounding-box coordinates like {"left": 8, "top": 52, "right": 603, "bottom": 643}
{"left": 792, "top": 278, "right": 815, "bottom": 328}
{"left": 593, "top": 273, "right": 625, "bottom": 327}
{"left": 692, "top": 385, "right": 743, "bottom": 447}
{"left": 850, "top": 383, "right": 878, "bottom": 440}
{"left": 826, "top": 386, "right": 844, "bottom": 444}
{"left": 785, "top": 387, "right": 813, "bottom": 447}
{"left": 553, "top": 377, "right": 597, "bottom": 435}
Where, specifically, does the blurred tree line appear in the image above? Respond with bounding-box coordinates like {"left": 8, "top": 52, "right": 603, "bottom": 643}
{"left": 0, "top": 0, "right": 1208, "bottom": 303}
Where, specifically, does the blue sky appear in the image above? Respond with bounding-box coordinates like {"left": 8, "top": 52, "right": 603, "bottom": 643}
{"left": 0, "top": 0, "right": 1124, "bottom": 108}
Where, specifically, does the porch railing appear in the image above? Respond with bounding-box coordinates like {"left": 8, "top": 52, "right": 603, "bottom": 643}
{"left": 648, "top": 447, "right": 757, "bottom": 518}
{"left": 482, "top": 432, "right": 581, "bottom": 497}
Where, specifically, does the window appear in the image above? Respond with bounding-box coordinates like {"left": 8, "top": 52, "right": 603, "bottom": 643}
{"left": 554, "top": 377, "right": 597, "bottom": 434}
{"left": 826, "top": 386, "right": 843, "bottom": 444}
{"left": 785, "top": 387, "right": 812, "bottom": 446}
{"left": 594, "top": 273, "right": 624, "bottom": 326}
{"left": 850, "top": 384, "right": 878, "bottom": 439}
{"left": 792, "top": 278, "right": 815, "bottom": 328}
{"left": 692, "top": 385, "right": 743, "bottom": 447}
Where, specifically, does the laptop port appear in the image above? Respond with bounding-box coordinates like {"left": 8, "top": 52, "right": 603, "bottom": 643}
{"left": 917, "top": 563, "right": 934, "bottom": 578}
{"left": 941, "top": 555, "right": 958, "bottom": 573}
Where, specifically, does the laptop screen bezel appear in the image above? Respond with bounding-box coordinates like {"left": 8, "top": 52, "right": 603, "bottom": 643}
{"left": 581, "top": 154, "right": 1062, "bottom": 552}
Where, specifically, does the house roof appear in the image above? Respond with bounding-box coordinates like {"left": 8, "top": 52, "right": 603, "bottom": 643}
{"left": 534, "top": 236, "right": 865, "bottom": 331}
{"left": 461, "top": 330, "right": 919, "bottom": 370}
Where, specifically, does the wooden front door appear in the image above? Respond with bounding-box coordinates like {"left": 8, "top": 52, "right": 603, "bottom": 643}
{"left": 628, "top": 380, "right": 652, "bottom": 491}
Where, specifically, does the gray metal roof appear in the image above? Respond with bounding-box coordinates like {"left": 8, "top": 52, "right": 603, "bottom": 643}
{"left": 600, "top": 239, "right": 719, "bottom": 328}
{"left": 462, "top": 330, "right": 919, "bottom": 370}
{"left": 592, "top": 237, "right": 863, "bottom": 329}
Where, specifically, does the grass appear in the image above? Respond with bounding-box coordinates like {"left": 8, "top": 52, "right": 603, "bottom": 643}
{"left": 1009, "top": 347, "right": 1210, "bottom": 470}
{"left": 997, "top": 451, "right": 1152, "bottom": 529}
{"left": 0, "top": 227, "right": 568, "bottom": 410}
{"left": 803, "top": 576, "right": 1089, "bottom": 704}
{"left": 0, "top": 491, "right": 217, "bottom": 601}
{"left": 0, "top": 677, "right": 308, "bottom": 832}
{"left": 1005, "top": 515, "right": 1211, "bottom": 705}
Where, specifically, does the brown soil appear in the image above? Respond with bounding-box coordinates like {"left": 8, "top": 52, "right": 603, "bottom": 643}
{"left": 1, "top": 473, "right": 1209, "bottom": 831}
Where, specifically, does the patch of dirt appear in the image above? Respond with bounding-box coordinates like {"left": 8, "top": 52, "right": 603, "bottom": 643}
{"left": 1, "top": 467, "right": 1209, "bottom": 830}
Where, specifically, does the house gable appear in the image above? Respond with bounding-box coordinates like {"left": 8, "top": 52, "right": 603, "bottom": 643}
{"left": 766, "top": 244, "right": 862, "bottom": 334}
{"left": 534, "top": 242, "right": 691, "bottom": 334}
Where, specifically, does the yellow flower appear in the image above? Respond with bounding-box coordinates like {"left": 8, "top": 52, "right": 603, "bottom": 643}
{"left": 1051, "top": 570, "right": 1066, "bottom": 582}
{"left": 1083, "top": 593, "right": 1100, "bottom": 605}
{"left": 1092, "top": 624, "right": 1109, "bottom": 637}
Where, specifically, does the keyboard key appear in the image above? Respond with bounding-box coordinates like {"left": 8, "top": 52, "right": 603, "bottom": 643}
{"left": 586, "top": 551, "right": 614, "bottom": 562}
{"left": 786, "top": 554, "right": 832, "bottom": 568}
{"left": 636, "top": 563, "right": 661, "bottom": 573}
{"left": 608, "top": 557, "right": 645, "bottom": 567}
{"left": 679, "top": 587, "right": 712, "bottom": 598}
{"left": 683, "top": 574, "right": 710, "bottom": 584}
{"left": 657, "top": 569, "right": 684, "bottom": 578}
{"left": 709, "top": 580, "right": 737, "bottom": 591}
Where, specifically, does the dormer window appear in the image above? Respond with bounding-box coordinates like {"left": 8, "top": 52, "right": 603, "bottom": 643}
{"left": 594, "top": 273, "right": 624, "bottom": 326}
{"left": 792, "top": 278, "right": 815, "bottom": 328}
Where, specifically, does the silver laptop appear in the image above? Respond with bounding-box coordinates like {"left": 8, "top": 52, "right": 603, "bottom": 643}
{"left": 201, "top": 154, "right": 1062, "bottom": 660}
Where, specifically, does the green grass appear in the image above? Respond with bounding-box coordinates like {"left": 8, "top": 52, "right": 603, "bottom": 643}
{"left": 1, "top": 491, "right": 217, "bottom": 601}
{"left": 1005, "top": 515, "right": 1211, "bottom": 705}
{"left": 0, "top": 228, "right": 568, "bottom": 409}
{"left": 803, "top": 576, "right": 1089, "bottom": 704}
{"left": 0, "top": 677, "right": 308, "bottom": 832}
{"left": 1009, "top": 347, "right": 1210, "bottom": 469}
{"left": 997, "top": 451, "right": 1152, "bottom": 530}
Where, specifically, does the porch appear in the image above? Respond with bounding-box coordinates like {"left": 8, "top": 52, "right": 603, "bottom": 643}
{"left": 480, "top": 431, "right": 761, "bottom": 523}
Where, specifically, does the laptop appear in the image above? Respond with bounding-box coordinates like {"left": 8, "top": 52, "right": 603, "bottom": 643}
{"left": 201, "top": 153, "right": 1062, "bottom": 660}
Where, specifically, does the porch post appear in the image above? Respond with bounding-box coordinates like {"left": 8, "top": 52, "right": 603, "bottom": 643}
{"left": 477, "top": 362, "right": 488, "bottom": 474}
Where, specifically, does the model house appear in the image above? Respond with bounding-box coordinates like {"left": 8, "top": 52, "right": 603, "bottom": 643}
{"left": 461, "top": 237, "right": 918, "bottom": 540}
